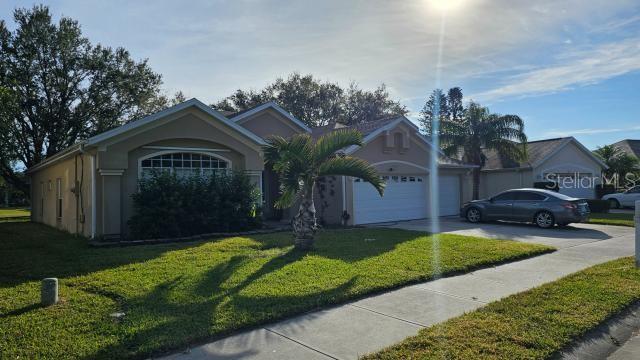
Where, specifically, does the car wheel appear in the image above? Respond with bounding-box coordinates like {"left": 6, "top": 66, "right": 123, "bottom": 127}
{"left": 466, "top": 207, "right": 482, "bottom": 223}
{"left": 608, "top": 199, "right": 620, "bottom": 209}
{"left": 534, "top": 211, "right": 555, "bottom": 228}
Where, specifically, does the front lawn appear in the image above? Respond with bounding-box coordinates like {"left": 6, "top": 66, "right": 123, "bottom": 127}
{"left": 365, "top": 257, "right": 640, "bottom": 360}
{"left": 0, "top": 222, "right": 552, "bottom": 359}
{"left": 0, "top": 207, "right": 30, "bottom": 220}
{"left": 588, "top": 212, "right": 635, "bottom": 227}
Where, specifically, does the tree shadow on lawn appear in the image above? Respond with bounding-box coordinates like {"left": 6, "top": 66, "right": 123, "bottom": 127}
{"left": 0, "top": 222, "right": 287, "bottom": 289}
{"left": 312, "top": 227, "right": 426, "bottom": 262}
{"left": 84, "top": 248, "right": 356, "bottom": 359}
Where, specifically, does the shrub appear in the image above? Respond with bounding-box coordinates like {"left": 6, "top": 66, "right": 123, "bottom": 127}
{"left": 586, "top": 199, "right": 610, "bottom": 213}
{"left": 128, "top": 171, "right": 262, "bottom": 239}
{"left": 596, "top": 183, "right": 616, "bottom": 199}
{"left": 533, "top": 181, "right": 558, "bottom": 191}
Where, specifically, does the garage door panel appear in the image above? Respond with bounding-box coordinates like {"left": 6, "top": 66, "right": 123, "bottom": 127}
{"left": 353, "top": 177, "right": 428, "bottom": 224}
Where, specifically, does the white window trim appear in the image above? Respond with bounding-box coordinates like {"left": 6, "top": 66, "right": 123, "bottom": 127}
{"left": 137, "top": 149, "right": 233, "bottom": 179}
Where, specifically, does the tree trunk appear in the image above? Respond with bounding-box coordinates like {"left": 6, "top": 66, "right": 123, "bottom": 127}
{"left": 292, "top": 183, "right": 317, "bottom": 250}
{"left": 472, "top": 167, "right": 480, "bottom": 200}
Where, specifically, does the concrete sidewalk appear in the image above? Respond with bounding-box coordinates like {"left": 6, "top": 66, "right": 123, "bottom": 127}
{"left": 610, "top": 333, "right": 640, "bottom": 359}
{"left": 162, "top": 224, "right": 634, "bottom": 360}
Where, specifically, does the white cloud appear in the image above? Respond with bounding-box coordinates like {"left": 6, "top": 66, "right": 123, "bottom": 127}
{"left": 472, "top": 37, "right": 640, "bottom": 101}
{"left": 543, "top": 125, "right": 640, "bottom": 137}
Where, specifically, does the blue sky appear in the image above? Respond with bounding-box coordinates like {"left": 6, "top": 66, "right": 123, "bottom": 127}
{"left": 2, "top": 0, "right": 640, "bottom": 149}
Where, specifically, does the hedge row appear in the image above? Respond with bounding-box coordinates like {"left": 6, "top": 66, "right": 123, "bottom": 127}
{"left": 128, "top": 171, "right": 262, "bottom": 239}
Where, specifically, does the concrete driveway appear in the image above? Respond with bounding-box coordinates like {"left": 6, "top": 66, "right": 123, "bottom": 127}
{"left": 163, "top": 220, "right": 635, "bottom": 360}
{"left": 369, "top": 217, "right": 635, "bottom": 249}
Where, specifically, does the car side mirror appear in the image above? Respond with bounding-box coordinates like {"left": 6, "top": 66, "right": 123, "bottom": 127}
{"left": 489, "top": 197, "right": 495, "bottom": 203}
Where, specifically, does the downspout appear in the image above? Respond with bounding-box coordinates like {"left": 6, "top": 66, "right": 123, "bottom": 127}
{"left": 75, "top": 154, "right": 79, "bottom": 234}
{"left": 77, "top": 144, "right": 86, "bottom": 235}
{"left": 90, "top": 153, "right": 96, "bottom": 239}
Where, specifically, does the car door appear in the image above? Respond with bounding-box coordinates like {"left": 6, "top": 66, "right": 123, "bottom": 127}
{"left": 485, "top": 191, "right": 517, "bottom": 220}
{"left": 622, "top": 186, "right": 640, "bottom": 207}
{"left": 512, "top": 191, "right": 547, "bottom": 220}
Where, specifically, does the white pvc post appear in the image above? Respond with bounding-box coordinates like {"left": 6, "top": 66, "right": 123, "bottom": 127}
{"left": 41, "top": 278, "right": 58, "bottom": 306}
{"left": 636, "top": 201, "right": 640, "bottom": 268}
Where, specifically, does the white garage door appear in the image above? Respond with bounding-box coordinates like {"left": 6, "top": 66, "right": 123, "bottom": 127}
{"left": 438, "top": 175, "right": 460, "bottom": 216}
{"left": 553, "top": 173, "right": 595, "bottom": 199}
{"left": 353, "top": 175, "right": 428, "bottom": 224}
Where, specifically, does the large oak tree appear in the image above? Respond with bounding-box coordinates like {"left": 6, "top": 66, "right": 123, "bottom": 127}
{"left": 0, "top": 5, "right": 169, "bottom": 194}
{"left": 214, "top": 73, "right": 408, "bottom": 127}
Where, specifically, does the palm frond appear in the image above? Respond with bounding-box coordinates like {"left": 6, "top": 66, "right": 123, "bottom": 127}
{"left": 318, "top": 156, "right": 385, "bottom": 196}
{"left": 264, "top": 134, "right": 313, "bottom": 166}
{"left": 274, "top": 187, "right": 299, "bottom": 209}
{"left": 263, "top": 135, "right": 289, "bottom": 165}
{"left": 313, "top": 129, "right": 363, "bottom": 163}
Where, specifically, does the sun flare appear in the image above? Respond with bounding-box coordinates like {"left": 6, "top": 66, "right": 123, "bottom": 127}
{"left": 427, "top": 0, "right": 468, "bottom": 13}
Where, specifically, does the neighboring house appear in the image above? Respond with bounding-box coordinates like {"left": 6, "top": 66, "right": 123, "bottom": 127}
{"left": 480, "top": 137, "right": 607, "bottom": 199}
{"left": 27, "top": 98, "right": 474, "bottom": 239}
{"left": 611, "top": 139, "right": 640, "bottom": 159}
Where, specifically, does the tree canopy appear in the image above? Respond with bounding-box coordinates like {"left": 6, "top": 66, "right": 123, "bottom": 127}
{"left": 419, "top": 87, "right": 465, "bottom": 135}
{"left": 593, "top": 145, "right": 639, "bottom": 186}
{"left": 213, "top": 73, "right": 408, "bottom": 127}
{"left": 0, "top": 5, "right": 171, "bottom": 194}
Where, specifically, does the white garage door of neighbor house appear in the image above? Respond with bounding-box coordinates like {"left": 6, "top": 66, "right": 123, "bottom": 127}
{"left": 353, "top": 175, "right": 428, "bottom": 225}
{"left": 554, "top": 173, "right": 595, "bottom": 199}
{"left": 438, "top": 175, "right": 460, "bottom": 216}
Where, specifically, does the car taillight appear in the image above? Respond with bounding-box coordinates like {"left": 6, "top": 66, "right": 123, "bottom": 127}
{"left": 562, "top": 202, "right": 577, "bottom": 210}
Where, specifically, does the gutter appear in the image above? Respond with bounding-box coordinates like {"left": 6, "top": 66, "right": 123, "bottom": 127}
{"left": 25, "top": 142, "right": 88, "bottom": 174}
{"left": 480, "top": 166, "right": 533, "bottom": 173}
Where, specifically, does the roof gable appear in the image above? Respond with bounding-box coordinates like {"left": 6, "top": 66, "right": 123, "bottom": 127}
{"left": 482, "top": 137, "right": 607, "bottom": 170}
{"left": 230, "top": 101, "right": 311, "bottom": 134}
{"left": 87, "top": 98, "right": 266, "bottom": 147}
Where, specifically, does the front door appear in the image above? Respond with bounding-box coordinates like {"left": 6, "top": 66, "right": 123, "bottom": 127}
{"left": 263, "top": 165, "right": 283, "bottom": 220}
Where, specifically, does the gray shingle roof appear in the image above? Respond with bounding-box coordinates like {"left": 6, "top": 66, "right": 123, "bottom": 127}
{"left": 611, "top": 139, "right": 640, "bottom": 158}
{"left": 482, "top": 137, "right": 568, "bottom": 170}
{"left": 311, "top": 116, "right": 400, "bottom": 139}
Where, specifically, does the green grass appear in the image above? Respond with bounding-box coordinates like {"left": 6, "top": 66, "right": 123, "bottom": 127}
{"left": 364, "top": 257, "right": 640, "bottom": 360}
{"left": 0, "top": 222, "right": 552, "bottom": 359}
{"left": 0, "top": 207, "right": 30, "bottom": 220}
{"left": 588, "top": 212, "right": 635, "bottom": 227}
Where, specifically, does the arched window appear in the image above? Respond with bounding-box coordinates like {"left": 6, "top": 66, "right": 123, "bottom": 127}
{"left": 140, "top": 152, "right": 230, "bottom": 179}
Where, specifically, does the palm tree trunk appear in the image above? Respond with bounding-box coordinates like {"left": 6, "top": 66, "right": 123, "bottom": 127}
{"left": 472, "top": 167, "right": 480, "bottom": 200}
{"left": 292, "top": 183, "right": 317, "bottom": 250}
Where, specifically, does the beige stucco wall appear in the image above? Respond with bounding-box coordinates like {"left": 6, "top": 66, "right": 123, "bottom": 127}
{"left": 441, "top": 167, "right": 473, "bottom": 204}
{"left": 30, "top": 151, "right": 94, "bottom": 237}
{"left": 480, "top": 169, "right": 534, "bottom": 199}
{"left": 236, "top": 109, "right": 305, "bottom": 139}
{"left": 29, "top": 107, "right": 265, "bottom": 239}
{"left": 95, "top": 109, "right": 264, "bottom": 237}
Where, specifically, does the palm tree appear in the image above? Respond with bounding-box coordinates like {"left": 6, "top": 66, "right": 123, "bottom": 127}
{"left": 264, "top": 129, "right": 385, "bottom": 250}
{"left": 594, "top": 145, "right": 639, "bottom": 184}
{"left": 439, "top": 102, "right": 527, "bottom": 200}
{"left": 593, "top": 145, "right": 624, "bottom": 178}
